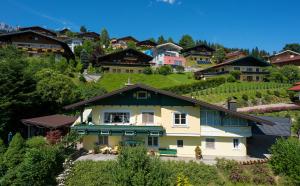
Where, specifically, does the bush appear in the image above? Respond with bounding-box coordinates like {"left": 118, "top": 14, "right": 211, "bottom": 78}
{"left": 3, "top": 133, "right": 25, "bottom": 169}
{"left": 46, "top": 130, "right": 62, "bottom": 145}
{"left": 242, "top": 94, "right": 249, "bottom": 101}
{"left": 269, "top": 138, "right": 300, "bottom": 185}
{"left": 156, "top": 65, "right": 172, "bottom": 75}
{"left": 79, "top": 74, "right": 86, "bottom": 82}
{"left": 230, "top": 70, "right": 241, "bottom": 80}
{"left": 143, "top": 66, "right": 153, "bottom": 74}
{"left": 229, "top": 165, "right": 251, "bottom": 183}
{"left": 255, "top": 91, "right": 262, "bottom": 98}
{"left": 274, "top": 90, "right": 280, "bottom": 97}
{"left": 26, "top": 136, "right": 47, "bottom": 149}
{"left": 175, "top": 65, "right": 184, "bottom": 74}
{"left": 216, "top": 158, "right": 239, "bottom": 174}
{"left": 226, "top": 75, "right": 236, "bottom": 82}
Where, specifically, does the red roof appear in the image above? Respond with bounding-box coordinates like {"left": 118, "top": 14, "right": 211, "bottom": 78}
{"left": 22, "top": 114, "right": 76, "bottom": 128}
{"left": 288, "top": 85, "right": 300, "bottom": 91}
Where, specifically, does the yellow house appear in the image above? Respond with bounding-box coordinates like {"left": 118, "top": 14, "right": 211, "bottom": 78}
{"left": 64, "top": 84, "right": 275, "bottom": 158}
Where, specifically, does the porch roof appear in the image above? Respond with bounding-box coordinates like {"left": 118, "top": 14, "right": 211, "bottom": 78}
{"left": 22, "top": 114, "right": 76, "bottom": 129}
{"left": 72, "top": 124, "right": 165, "bottom": 135}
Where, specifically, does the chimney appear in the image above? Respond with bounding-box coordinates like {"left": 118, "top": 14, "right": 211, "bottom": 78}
{"left": 227, "top": 98, "right": 237, "bottom": 111}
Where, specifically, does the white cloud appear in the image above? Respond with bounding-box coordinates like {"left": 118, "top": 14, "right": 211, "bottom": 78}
{"left": 157, "top": 0, "right": 177, "bottom": 5}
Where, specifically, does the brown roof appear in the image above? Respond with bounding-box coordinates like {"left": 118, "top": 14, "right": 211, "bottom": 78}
{"left": 272, "top": 55, "right": 300, "bottom": 64}
{"left": 117, "top": 36, "right": 139, "bottom": 43}
{"left": 22, "top": 114, "right": 76, "bottom": 128}
{"left": 64, "top": 84, "right": 275, "bottom": 126}
{"left": 19, "top": 26, "right": 57, "bottom": 37}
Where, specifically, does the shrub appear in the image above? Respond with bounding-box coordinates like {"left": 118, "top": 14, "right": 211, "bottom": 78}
{"left": 79, "top": 74, "right": 86, "bottom": 82}
{"left": 46, "top": 130, "right": 62, "bottom": 145}
{"left": 230, "top": 70, "right": 241, "bottom": 80}
{"left": 156, "top": 65, "right": 173, "bottom": 75}
{"left": 242, "top": 94, "right": 248, "bottom": 101}
{"left": 226, "top": 75, "right": 236, "bottom": 82}
{"left": 255, "top": 91, "right": 262, "bottom": 98}
{"left": 175, "top": 65, "right": 184, "bottom": 74}
{"left": 216, "top": 158, "right": 239, "bottom": 174}
{"left": 269, "top": 137, "right": 300, "bottom": 185}
{"left": 229, "top": 166, "right": 251, "bottom": 183}
{"left": 3, "top": 133, "right": 25, "bottom": 169}
{"left": 26, "top": 136, "right": 47, "bottom": 149}
{"left": 274, "top": 90, "right": 280, "bottom": 97}
{"left": 143, "top": 66, "right": 153, "bottom": 74}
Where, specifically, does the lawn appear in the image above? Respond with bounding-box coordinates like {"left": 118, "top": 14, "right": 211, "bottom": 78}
{"left": 97, "top": 72, "right": 197, "bottom": 91}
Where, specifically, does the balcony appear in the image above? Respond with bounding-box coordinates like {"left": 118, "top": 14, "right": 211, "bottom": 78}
{"left": 200, "top": 125, "right": 252, "bottom": 137}
{"left": 164, "top": 56, "right": 186, "bottom": 66}
{"left": 241, "top": 71, "right": 269, "bottom": 75}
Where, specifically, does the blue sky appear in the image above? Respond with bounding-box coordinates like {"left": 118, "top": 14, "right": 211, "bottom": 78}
{"left": 1, "top": 0, "right": 300, "bottom": 52}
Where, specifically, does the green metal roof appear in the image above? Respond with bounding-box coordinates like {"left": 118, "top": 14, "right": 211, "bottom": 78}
{"left": 72, "top": 124, "right": 165, "bottom": 136}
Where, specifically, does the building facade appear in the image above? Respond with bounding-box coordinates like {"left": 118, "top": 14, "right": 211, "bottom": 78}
{"left": 181, "top": 44, "right": 215, "bottom": 66}
{"left": 152, "top": 42, "right": 186, "bottom": 67}
{"left": 65, "top": 84, "right": 276, "bottom": 158}
{"left": 194, "top": 56, "right": 270, "bottom": 81}
{"left": 94, "top": 48, "right": 152, "bottom": 73}
{"left": 269, "top": 50, "right": 300, "bottom": 67}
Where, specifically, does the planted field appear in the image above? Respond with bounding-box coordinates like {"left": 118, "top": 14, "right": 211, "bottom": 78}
{"left": 187, "top": 82, "right": 291, "bottom": 104}
{"left": 97, "top": 73, "right": 197, "bottom": 91}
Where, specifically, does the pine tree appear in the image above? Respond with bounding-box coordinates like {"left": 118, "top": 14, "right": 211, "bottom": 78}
{"left": 179, "top": 34, "right": 195, "bottom": 49}
{"left": 100, "top": 28, "right": 110, "bottom": 48}
{"left": 157, "top": 35, "right": 166, "bottom": 44}
{"left": 3, "top": 133, "right": 25, "bottom": 169}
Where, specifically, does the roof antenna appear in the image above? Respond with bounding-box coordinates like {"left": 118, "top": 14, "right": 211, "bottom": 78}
{"left": 125, "top": 77, "right": 133, "bottom": 86}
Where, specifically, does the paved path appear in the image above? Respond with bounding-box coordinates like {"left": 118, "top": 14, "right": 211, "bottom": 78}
{"left": 237, "top": 103, "right": 300, "bottom": 113}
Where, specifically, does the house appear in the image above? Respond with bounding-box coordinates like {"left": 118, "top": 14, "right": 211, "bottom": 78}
{"left": 269, "top": 50, "right": 300, "bottom": 67}
{"left": 152, "top": 42, "right": 186, "bottom": 67}
{"left": 65, "top": 38, "right": 83, "bottom": 52}
{"left": 137, "top": 40, "right": 157, "bottom": 49}
{"left": 78, "top": 32, "right": 100, "bottom": 41}
{"left": 181, "top": 44, "right": 215, "bottom": 66}
{"left": 22, "top": 114, "right": 76, "bottom": 138}
{"left": 94, "top": 48, "right": 153, "bottom": 73}
{"left": 19, "top": 26, "right": 57, "bottom": 37}
{"left": 225, "top": 51, "right": 247, "bottom": 62}
{"left": 64, "top": 84, "right": 284, "bottom": 158}
{"left": 111, "top": 36, "right": 139, "bottom": 49}
{"left": 0, "top": 30, "right": 75, "bottom": 60}
{"left": 194, "top": 56, "right": 270, "bottom": 81}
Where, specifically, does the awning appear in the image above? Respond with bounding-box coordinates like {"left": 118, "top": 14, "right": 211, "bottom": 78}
{"left": 72, "top": 124, "right": 165, "bottom": 136}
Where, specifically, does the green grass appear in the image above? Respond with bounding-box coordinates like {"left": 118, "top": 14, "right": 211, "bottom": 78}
{"left": 187, "top": 82, "right": 291, "bottom": 104}
{"left": 97, "top": 73, "right": 197, "bottom": 91}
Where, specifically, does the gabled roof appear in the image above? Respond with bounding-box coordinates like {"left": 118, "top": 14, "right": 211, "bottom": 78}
{"left": 137, "top": 40, "right": 157, "bottom": 47}
{"left": 156, "top": 42, "right": 182, "bottom": 51}
{"left": 117, "top": 36, "right": 139, "bottom": 43}
{"left": 195, "top": 56, "right": 270, "bottom": 73}
{"left": 64, "top": 84, "right": 275, "bottom": 126}
{"left": 79, "top": 32, "right": 100, "bottom": 38}
{"left": 288, "top": 84, "right": 300, "bottom": 91}
{"left": 181, "top": 44, "right": 215, "bottom": 53}
{"left": 270, "top": 50, "right": 300, "bottom": 57}
{"left": 272, "top": 55, "right": 300, "bottom": 64}
{"left": 0, "top": 30, "right": 74, "bottom": 59}
{"left": 19, "top": 26, "right": 57, "bottom": 37}
{"left": 22, "top": 114, "right": 76, "bottom": 129}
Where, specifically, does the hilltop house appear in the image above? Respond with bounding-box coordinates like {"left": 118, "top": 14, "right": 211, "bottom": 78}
{"left": 94, "top": 48, "right": 152, "bottom": 73}
{"left": 194, "top": 56, "right": 270, "bottom": 81}
{"left": 65, "top": 38, "right": 83, "bottom": 53}
{"left": 19, "top": 26, "right": 57, "bottom": 37}
{"left": 64, "top": 84, "right": 289, "bottom": 158}
{"left": 225, "top": 51, "right": 247, "bottom": 62}
{"left": 111, "top": 36, "right": 139, "bottom": 49}
{"left": 0, "top": 30, "right": 74, "bottom": 60}
{"left": 269, "top": 50, "right": 300, "bottom": 67}
{"left": 78, "top": 32, "right": 100, "bottom": 41}
{"left": 152, "top": 42, "right": 186, "bottom": 67}
{"left": 181, "top": 44, "right": 215, "bottom": 66}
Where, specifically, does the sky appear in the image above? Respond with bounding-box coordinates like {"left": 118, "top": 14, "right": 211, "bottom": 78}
{"left": 1, "top": 0, "right": 300, "bottom": 53}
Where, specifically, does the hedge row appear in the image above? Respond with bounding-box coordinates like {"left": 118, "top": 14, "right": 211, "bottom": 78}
{"left": 163, "top": 76, "right": 227, "bottom": 95}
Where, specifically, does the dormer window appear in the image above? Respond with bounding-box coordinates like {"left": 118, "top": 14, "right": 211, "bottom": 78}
{"left": 136, "top": 91, "right": 148, "bottom": 99}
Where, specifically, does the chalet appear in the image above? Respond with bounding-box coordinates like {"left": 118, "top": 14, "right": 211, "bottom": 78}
{"left": 194, "top": 56, "right": 270, "bottom": 81}
{"left": 137, "top": 40, "right": 157, "bottom": 49}
{"left": 78, "top": 32, "right": 100, "bottom": 41}
{"left": 111, "top": 36, "right": 139, "bottom": 49}
{"left": 0, "top": 30, "right": 74, "bottom": 59}
{"left": 94, "top": 48, "right": 152, "bottom": 73}
{"left": 225, "top": 51, "right": 247, "bottom": 62}
{"left": 270, "top": 50, "right": 300, "bottom": 67}
{"left": 181, "top": 44, "right": 215, "bottom": 66}
{"left": 65, "top": 38, "right": 83, "bottom": 52}
{"left": 64, "top": 84, "right": 289, "bottom": 158}
{"left": 152, "top": 42, "right": 186, "bottom": 67}
{"left": 19, "top": 26, "right": 57, "bottom": 37}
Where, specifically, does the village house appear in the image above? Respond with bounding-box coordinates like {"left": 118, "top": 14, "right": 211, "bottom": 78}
{"left": 181, "top": 44, "right": 215, "bottom": 66}
{"left": 152, "top": 42, "right": 186, "bottom": 67}
{"left": 225, "top": 50, "right": 247, "bottom": 62}
{"left": 94, "top": 48, "right": 152, "bottom": 73}
{"left": 19, "top": 26, "right": 57, "bottom": 37}
{"left": 269, "top": 50, "right": 300, "bottom": 67}
{"left": 64, "top": 84, "right": 289, "bottom": 158}
{"left": 194, "top": 56, "right": 270, "bottom": 81}
{"left": 78, "top": 32, "right": 100, "bottom": 41}
{"left": 110, "top": 36, "right": 139, "bottom": 49}
{"left": 0, "top": 30, "right": 74, "bottom": 60}
{"left": 65, "top": 38, "right": 83, "bottom": 53}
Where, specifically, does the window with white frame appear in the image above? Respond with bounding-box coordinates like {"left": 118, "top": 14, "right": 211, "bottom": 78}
{"left": 98, "top": 136, "right": 108, "bottom": 145}
{"left": 137, "top": 91, "right": 148, "bottom": 99}
{"left": 142, "top": 112, "right": 154, "bottom": 124}
{"left": 104, "top": 112, "right": 130, "bottom": 124}
{"left": 233, "top": 138, "right": 239, "bottom": 149}
{"left": 148, "top": 136, "right": 158, "bottom": 147}
{"left": 177, "top": 140, "right": 183, "bottom": 147}
{"left": 174, "top": 113, "right": 187, "bottom": 125}
{"left": 205, "top": 138, "right": 215, "bottom": 149}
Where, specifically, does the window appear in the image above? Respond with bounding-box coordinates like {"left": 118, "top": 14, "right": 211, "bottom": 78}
{"left": 174, "top": 113, "right": 187, "bottom": 125}
{"left": 148, "top": 136, "right": 158, "bottom": 147}
{"left": 234, "top": 67, "right": 240, "bottom": 71}
{"left": 246, "top": 67, "right": 253, "bottom": 72}
{"left": 205, "top": 138, "right": 215, "bottom": 149}
{"left": 256, "top": 76, "right": 260, "bottom": 81}
{"left": 117, "top": 69, "right": 121, "bottom": 73}
{"left": 104, "top": 112, "right": 130, "bottom": 124}
{"left": 126, "top": 69, "right": 130, "bottom": 73}
{"left": 177, "top": 140, "right": 183, "bottom": 147}
{"left": 142, "top": 112, "right": 154, "bottom": 124}
{"left": 233, "top": 138, "right": 239, "bottom": 149}
{"left": 98, "top": 136, "right": 108, "bottom": 145}
{"left": 137, "top": 91, "right": 148, "bottom": 99}
{"left": 130, "top": 69, "right": 134, "bottom": 73}
{"left": 112, "top": 69, "right": 117, "bottom": 73}
{"left": 256, "top": 68, "right": 259, "bottom": 72}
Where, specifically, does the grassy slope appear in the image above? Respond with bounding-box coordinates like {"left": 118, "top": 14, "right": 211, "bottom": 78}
{"left": 97, "top": 73, "right": 197, "bottom": 91}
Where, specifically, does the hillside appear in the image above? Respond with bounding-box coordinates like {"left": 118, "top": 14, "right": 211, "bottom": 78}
{"left": 97, "top": 73, "right": 197, "bottom": 91}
